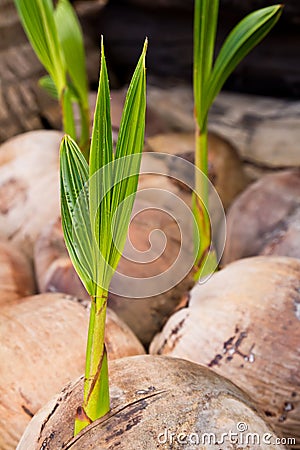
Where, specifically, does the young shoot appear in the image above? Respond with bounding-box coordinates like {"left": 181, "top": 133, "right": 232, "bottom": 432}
{"left": 14, "top": 0, "right": 90, "bottom": 158}
{"left": 193, "top": 1, "right": 283, "bottom": 279}
{"left": 60, "top": 38, "right": 147, "bottom": 435}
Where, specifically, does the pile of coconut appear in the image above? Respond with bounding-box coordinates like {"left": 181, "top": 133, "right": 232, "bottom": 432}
{"left": 0, "top": 129, "right": 299, "bottom": 449}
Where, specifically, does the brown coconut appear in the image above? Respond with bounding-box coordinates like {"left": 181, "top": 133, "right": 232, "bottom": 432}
{"left": 150, "top": 256, "right": 300, "bottom": 446}
{"left": 17, "top": 355, "right": 284, "bottom": 450}
{"left": 146, "top": 131, "right": 249, "bottom": 210}
{"left": 0, "top": 130, "right": 62, "bottom": 257}
{"left": 223, "top": 169, "right": 300, "bottom": 264}
{"left": 0, "top": 294, "right": 144, "bottom": 450}
{"left": 0, "top": 241, "right": 35, "bottom": 304}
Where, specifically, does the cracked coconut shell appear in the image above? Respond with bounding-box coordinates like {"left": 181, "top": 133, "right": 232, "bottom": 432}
{"left": 223, "top": 170, "right": 300, "bottom": 264}
{"left": 150, "top": 256, "right": 300, "bottom": 447}
{"left": 17, "top": 355, "right": 283, "bottom": 450}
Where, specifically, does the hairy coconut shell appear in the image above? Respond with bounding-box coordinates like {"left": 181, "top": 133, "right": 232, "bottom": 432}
{"left": 150, "top": 257, "right": 300, "bottom": 446}
{"left": 0, "top": 131, "right": 62, "bottom": 257}
{"left": 17, "top": 355, "right": 283, "bottom": 450}
{"left": 0, "top": 294, "right": 144, "bottom": 450}
{"left": 0, "top": 241, "right": 35, "bottom": 304}
{"left": 223, "top": 170, "right": 300, "bottom": 264}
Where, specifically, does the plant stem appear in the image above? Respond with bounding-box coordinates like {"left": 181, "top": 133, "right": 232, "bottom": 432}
{"left": 61, "top": 88, "right": 76, "bottom": 141}
{"left": 195, "top": 120, "right": 208, "bottom": 207}
{"left": 193, "top": 0, "right": 219, "bottom": 280}
{"left": 61, "top": 90, "right": 90, "bottom": 161}
{"left": 74, "top": 286, "right": 110, "bottom": 436}
{"left": 193, "top": 119, "right": 217, "bottom": 280}
{"left": 79, "top": 101, "right": 90, "bottom": 162}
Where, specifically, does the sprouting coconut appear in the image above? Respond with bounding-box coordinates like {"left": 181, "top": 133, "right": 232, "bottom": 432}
{"left": 0, "top": 130, "right": 62, "bottom": 257}
{"left": 0, "top": 294, "right": 144, "bottom": 450}
{"left": 32, "top": 130, "right": 247, "bottom": 346}
{"left": 17, "top": 355, "right": 284, "bottom": 450}
{"left": 223, "top": 170, "right": 300, "bottom": 264}
{"left": 33, "top": 209, "right": 193, "bottom": 346}
{"left": 150, "top": 256, "right": 300, "bottom": 445}
{"left": 0, "top": 241, "right": 35, "bottom": 304}
{"left": 33, "top": 133, "right": 237, "bottom": 346}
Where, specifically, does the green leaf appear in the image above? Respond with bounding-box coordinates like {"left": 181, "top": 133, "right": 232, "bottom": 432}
{"left": 60, "top": 135, "right": 95, "bottom": 295}
{"left": 54, "top": 0, "right": 90, "bottom": 157}
{"left": 89, "top": 38, "right": 114, "bottom": 176}
{"left": 14, "top": 0, "right": 66, "bottom": 95}
{"left": 88, "top": 38, "right": 114, "bottom": 289}
{"left": 110, "top": 39, "right": 147, "bottom": 267}
{"left": 54, "top": 0, "right": 88, "bottom": 108}
{"left": 38, "top": 75, "right": 58, "bottom": 100}
{"left": 205, "top": 5, "right": 283, "bottom": 116}
{"left": 88, "top": 38, "right": 147, "bottom": 290}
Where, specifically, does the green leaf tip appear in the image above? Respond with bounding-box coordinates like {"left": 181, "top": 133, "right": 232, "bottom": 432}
{"left": 141, "top": 37, "right": 148, "bottom": 66}
{"left": 60, "top": 134, "right": 71, "bottom": 151}
{"left": 143, "top": 37, "right": 148, "bottom": 52}
{"left": 201, "top": 2, "right": 283, "bottom": 122}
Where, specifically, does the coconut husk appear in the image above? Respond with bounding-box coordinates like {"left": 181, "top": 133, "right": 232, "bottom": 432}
{"left": 223, "top": 170, "right": 300, "bottom": 264}
{"left": 0, "top": 130, "right": 62, "bottom": 258}
{"left": 0, "top": 241, "right": 35, "bottom": 304}
{"left": 0, "top": 293, "right": 144, "bottom": 450}
{"left": 17, "top": 355, "right": 284, "bottom": 449}
{"left": 150, "top": 256, "right": 300, "bottom": 446}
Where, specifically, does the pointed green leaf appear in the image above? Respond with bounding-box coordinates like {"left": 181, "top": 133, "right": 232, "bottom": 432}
{"left": 89, "top": 38, "right": 114, "bottom": 177}
{"left": 14, "top": 0, "right": 66, "bottom": 95}
{"left": 205, "top": 5, "right": 283, "bottom": 116}
{"left": 60, "top": 135, "right": 95, "bottom": 294}
{"left": 88, "top": 38, "right": 114, "bottom": 289}
{"left": 38, "top": 75, "right": 58, "bottom": 100}
{"left": 88, "top": 38, "right": 147, "bottom": 290}
{"left": 110, "top": 39, "right": 147, "bottom": 266}
{"left": 54, "top": 0, "right": 88, "bottom": 108}
{"left": 115, "top": 38, "right": 147, "bottom": 161}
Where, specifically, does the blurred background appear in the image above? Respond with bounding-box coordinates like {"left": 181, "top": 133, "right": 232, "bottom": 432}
{"left": 1, "top": 0, "right": 299, "bottom": 143}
